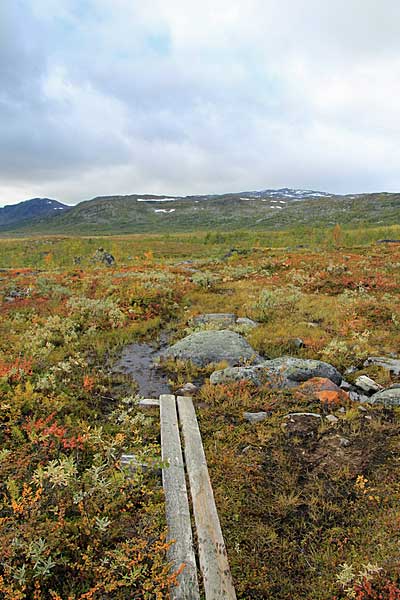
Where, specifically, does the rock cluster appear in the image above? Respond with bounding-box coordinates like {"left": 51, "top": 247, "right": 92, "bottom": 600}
{"left": 161, "top": 320, "right": 400, "bottom": 407}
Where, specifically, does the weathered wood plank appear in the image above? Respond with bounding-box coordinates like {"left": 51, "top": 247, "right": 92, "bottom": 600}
{"left": 177, "top": 396, "right": 237, "bottom": 600}
{"left": 159, "top": 394, "right": 200, "bottom": 600}
{"left": 138, "top": 398, "right": 160, "bottom": 407}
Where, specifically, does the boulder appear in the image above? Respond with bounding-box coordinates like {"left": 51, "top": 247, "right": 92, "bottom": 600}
{"left": 161, "top": 330, "right": 262, "bottom": 367}
{"left": 368, "top": 387, "right": 400, "bottom": 407}
{"left": 210, "top": 357, "right": 342, "bottom": 387}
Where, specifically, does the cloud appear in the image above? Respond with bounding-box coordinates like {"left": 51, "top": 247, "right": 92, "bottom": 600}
{"left": 1, "top": 0, "right": 400, "bottom": 205}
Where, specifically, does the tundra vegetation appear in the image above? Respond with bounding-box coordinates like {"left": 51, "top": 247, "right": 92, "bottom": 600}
{"left": 0, "top": 225, "right": 399, "bottom": 599}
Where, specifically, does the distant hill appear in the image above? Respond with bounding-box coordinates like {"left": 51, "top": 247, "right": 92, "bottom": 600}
{"left": 1, "top": 189, "right": 399, "bottom": 234}
{"left": 0, "top": 198, "right": 70, "bottom": 231}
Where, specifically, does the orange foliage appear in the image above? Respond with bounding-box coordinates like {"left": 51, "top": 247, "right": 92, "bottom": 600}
{"left": 0, "top": 358, "right": 32, "bottom": 381}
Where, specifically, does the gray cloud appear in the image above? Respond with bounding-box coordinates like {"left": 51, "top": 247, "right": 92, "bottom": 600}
{"left": 1, "top": 0, "right": 400, "bottom": 205}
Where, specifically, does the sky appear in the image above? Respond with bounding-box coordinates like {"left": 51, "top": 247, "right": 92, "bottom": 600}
{"left": 1, "top": 0, "right": 400, "bottom": 206}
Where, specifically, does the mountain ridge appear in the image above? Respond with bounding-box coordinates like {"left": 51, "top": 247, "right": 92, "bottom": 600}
{"left": 1, "top": 189, "right": 399, "bottom": 234}
{"left": 0, "top": 198, "right": 70, "bottom": 231}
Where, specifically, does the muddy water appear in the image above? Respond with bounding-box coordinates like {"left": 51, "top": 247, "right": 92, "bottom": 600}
{"left": 113, "top": 338, "right": 171, "bottom": 398}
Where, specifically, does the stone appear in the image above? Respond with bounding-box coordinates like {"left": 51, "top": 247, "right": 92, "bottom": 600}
{"left": 92, "top": 247, "right": 115, "bottom": 266}
{"left": 340, "top": 380, "right": 353, "bottom": 391}
{"left": 297, "top": 377, "right": 349, "bottom": 405}
{"left": 339, "top": 437, "right": 351, "bottom": 447}
{"left": 210, "top": 357, "right": 342, "bottom": 388}
{"left": 176, "top": 382, "right": 198, "bottom": 396}
{"left": 210, "top": 364, "right": 266, "bottom": 385}
{"left": 243, "top": 411, "right": 268, "bottom": 423}
{"left": 363, "top": 356, "right": 400, "bottom": 376}
{"left": 368, "top": 387, "right": 400, "bottom": 407}
{"left": 355, "top": 375, "right": 383, "bottom": 393}
{"left": 161, "top": 330, "right": 263, "bottom": 367}
{"left": 236, "top": 317, "right": 258, "bottom": 329}
{"left": 292, "top": 337, "right": 305, "bottom": 349}
{"left": 325, "top": 415, "right": 339, "bottom": 424}
{"left": 192, "top": 313, "right": 236, "bottom": 328}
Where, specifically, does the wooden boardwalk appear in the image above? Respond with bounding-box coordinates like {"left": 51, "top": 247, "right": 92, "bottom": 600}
{"left": 138, "top": 394, "right": 236, "bottom": 600}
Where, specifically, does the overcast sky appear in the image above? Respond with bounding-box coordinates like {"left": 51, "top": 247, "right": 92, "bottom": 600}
{"left": 1, "top": 0, "right": 400, "bottom": 206}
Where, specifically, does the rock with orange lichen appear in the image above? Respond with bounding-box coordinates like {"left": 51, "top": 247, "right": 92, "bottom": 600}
{"left": 296, "top": 377, "right": 349, "bottom": 405}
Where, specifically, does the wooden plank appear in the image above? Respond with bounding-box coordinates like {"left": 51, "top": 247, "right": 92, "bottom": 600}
{"left": 138, "top": 398, "right": 160, "bottom": 407}
{"left": 177, "top": 396, "right": 237, "bottom": 600}
{"left": 159, "top": 394, "right": 200, "bottom": 600}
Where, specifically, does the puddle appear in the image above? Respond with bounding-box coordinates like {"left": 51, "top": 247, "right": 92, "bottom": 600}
{"left": 113, "top": 335, "right": 171, "bottom": 398}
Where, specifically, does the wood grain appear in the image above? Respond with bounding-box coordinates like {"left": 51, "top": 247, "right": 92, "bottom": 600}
{"left": 177, "top": 396, "right": 237, "bottom": 600}
{"left": 159, "top": 394, "right": 200, "bottom": 599}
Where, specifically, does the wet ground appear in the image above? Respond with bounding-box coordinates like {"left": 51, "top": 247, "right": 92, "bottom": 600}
{"left": 113, "top": 335, "right": 171, "bottom": 398}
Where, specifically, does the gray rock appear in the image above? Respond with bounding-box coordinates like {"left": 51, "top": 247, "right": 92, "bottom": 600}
{"left": 355, "top": 375, "right": 383, "bottom": 393}
{"left": 369, "top": 387, "right": 400, "bottom": 407}
{"left": 92, "top": 247, "right": 115, "bottom": 266}
{"left": 210, "top": 364, "right": 266, "bottom": 385}
{"left": 243, "top": 411, "right": 268, "bottom": 423}
{"left": 236, "top": 317, "right": 258, "bottom": 329}
{"left": 339, "top": 437, "right": 351, "bottom": 447}
{"left": 192, "top": 313, "right": 236, "bottom": 328}
{"left": 292, "top": 337, "right": 305, "bottom": 349}
{"left": 325, "top": 415, "right": 339, "bottom": 424}
{"left": 340, "top": 380, "right": 353, "bottom": 391}
{"left": 176, "top": 382, "right": 198, "bottom": 396}
{"left": 162, "top": 330, "right": 262, "bottom": 367}
{"left": 210, "top": 356, "right": 342, "bottom": 387}
{"left": 364, "top": 356, "right": 400, "bottom": 376}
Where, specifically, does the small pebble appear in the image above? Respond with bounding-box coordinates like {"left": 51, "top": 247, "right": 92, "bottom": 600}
{"left": 244, "top": 411, "right": 268, "bottom": 423}
{"left": 325, "top": 415, "right": 339, "bottom": 424}
{"left": 339, "top": 437, "right": 351, "bottom": 447}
